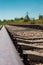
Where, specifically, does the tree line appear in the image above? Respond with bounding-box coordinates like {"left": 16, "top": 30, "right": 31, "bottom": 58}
{"left": 0, "top": 12, "right": 43, "bottom": 24}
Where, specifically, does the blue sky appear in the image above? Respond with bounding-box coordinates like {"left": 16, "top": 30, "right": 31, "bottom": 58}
{"left": 0, "top": 0, "right": 43, "bottom": 20}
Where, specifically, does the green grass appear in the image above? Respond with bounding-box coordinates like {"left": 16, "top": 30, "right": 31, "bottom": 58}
{"left": 0, "top": 19, "right": 43, "bottom": 25}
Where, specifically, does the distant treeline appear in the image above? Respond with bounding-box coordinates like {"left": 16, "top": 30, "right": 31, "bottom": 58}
{"left": 0, "top": 13, "right": 43, "bottom": 25}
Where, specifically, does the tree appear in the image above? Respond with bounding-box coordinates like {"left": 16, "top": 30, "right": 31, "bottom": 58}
{"left": 11, "top": 19, "right": 14, "bottom": 22}
{"left": 20, "top": 17, "right": 23, "bottom": 20}
{"left": 0, "top": 20, "right": 2, "bottom": 22}
{"left": 39, "top": 15, "right": 43, "bottom": 20}
{"left": 3, "top": 19, "right": 6, "bottom": 22}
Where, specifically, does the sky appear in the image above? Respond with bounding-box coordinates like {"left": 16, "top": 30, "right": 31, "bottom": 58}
{"left": 0, "top": 0, "right": 43, "bottom": 20}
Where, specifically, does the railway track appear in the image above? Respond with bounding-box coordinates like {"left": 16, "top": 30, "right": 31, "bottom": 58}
{"left": 5, "top": 25, "right": 43, "bottom": 65}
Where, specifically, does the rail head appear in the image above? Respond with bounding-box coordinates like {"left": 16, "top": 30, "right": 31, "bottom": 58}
{"left": 0, "top": 26, "right": 24, "bottom": 65}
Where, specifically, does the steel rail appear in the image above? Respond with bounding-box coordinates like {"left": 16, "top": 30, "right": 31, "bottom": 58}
{"left": 0, "top": 26, "right": 24, "bottom": 65}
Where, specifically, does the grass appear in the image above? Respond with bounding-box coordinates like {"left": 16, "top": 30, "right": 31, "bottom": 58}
{"left": 0, "top": 19, "right": 43, "bottom": 25}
